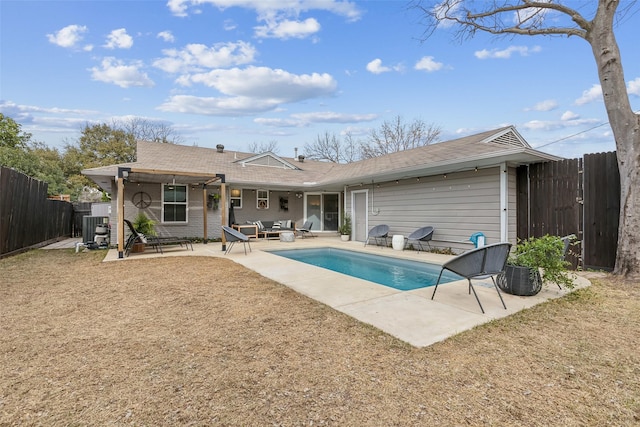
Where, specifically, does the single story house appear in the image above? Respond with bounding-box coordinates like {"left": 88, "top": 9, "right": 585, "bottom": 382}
{"left": 82, "top": 125, "right": 561, "bottom": 257}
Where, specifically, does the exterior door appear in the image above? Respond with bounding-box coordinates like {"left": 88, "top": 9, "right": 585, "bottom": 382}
{"left": 352, "top": 190, "right": 368, "bottom": 242}
{"left": 305, "top": 194, "right": 322, "bottom": 232}
{"left": 305, "top": 193, "right": 340, "bottom": 232}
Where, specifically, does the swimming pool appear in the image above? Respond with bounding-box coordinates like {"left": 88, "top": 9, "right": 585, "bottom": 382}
{"left": 268, "top": 247, "right": 461, "bottom": 291}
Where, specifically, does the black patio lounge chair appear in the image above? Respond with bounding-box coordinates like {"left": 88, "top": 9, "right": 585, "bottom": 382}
{"left": 222, "top": 225, "right": 252, "bottom": 255}
{"left": 295, "top": 220, "right": 315, "bottom": 238}
{"left": 147, "top": 235, "right": 193, "bottom": 253}
{"left": 404, "top": 226, "right": 434, "bottom": 252}
{"left": 364, "top": 224, "right": 389, "bottom": 247}
{"left": 124, "top": 219, "right": 193, "bottom": 255}
{"left": 431, "top": 242, "right": 512, "bottom": 314}
{"left": 124, "top": 219, "right": 147, "bottom": 256}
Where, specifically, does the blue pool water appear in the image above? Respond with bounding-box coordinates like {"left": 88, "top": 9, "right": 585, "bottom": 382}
{"left": 269, "top": 247, "right": 461, "bottom": 291}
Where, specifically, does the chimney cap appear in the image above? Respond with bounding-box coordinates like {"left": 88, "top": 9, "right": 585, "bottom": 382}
{"left": 216, "top": 144, "right": 224, "bottom": 153}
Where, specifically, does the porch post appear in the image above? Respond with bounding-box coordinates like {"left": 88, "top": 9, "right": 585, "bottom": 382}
{"left": 202, "top": 184, "right": 208, "bottom": 244}
{"left": 500, "top": 162, "right": 508, "bottom": 242}
{"left": 218, "top": 174, "right": 227, "bottom": 252}
{"left": 116, "top": 167, "right": 130, "bottom": 259}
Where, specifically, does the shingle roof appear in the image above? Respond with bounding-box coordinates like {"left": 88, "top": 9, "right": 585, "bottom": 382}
{"left": 82, "top": 126, "right": 561, "bottom": 190}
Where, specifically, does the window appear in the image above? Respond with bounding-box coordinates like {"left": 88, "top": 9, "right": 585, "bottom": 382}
{"left": 230, "top": 188, "right": 242, "bottom": 208}
{"left": 257, "top": 189, "right": 269, "bottom": 209}
{"left": 162, "top": 184, "right": 187, "bottom": 222}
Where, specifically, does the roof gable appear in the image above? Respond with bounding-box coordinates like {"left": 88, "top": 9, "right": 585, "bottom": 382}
{"left": 480, "top": 127, "right": 531, "bottom": 148}
{"left": 234, "top": 152, "right": 301, "bottom": 170}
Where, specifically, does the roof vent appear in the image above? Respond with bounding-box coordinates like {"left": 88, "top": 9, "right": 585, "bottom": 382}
{"left": 216, "top": 144, "right": 224, "bottom": 153}
{"left": 298, "top": 155, "right": 305, "bottom": 163}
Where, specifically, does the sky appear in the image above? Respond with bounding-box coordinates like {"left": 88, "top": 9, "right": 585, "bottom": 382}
{"left": 1, "top": 0, "right": 639, "bottom": 160}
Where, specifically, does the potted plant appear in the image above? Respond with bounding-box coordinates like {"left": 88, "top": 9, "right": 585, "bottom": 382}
{"left": 131, "top": 212, "right": 156, "bottom": 252}
{"left": 339, "top": 213, "right": 352, "bottom": 241}
{"left": 207, "top": 193, "right": 220, "bottom": 210}
{"left": 497, "top": 234, "right": 575, "bottom": 296}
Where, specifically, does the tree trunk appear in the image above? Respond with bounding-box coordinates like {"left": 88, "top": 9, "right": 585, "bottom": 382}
{"left": 588, "top": 1, "right": 640, "bottom": 278}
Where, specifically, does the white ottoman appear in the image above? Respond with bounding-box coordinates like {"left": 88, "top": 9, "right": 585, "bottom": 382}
{"left": 392, "top": 234, "right": 404, "bottom": 250}
{"left": 280, "top": 231, "right": 295, "bottom": 242}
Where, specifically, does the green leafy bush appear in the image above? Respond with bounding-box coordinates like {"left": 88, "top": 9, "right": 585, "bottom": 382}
{"left": 508, "top": 235, "right": 575, "bottom": 289}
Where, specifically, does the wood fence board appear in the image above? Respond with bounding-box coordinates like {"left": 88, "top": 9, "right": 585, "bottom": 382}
{"left": 583, "top": 152, "right": 619, "bottom": 270}
{"left": 1, "top": 167, "right": 74, "bottom": 257}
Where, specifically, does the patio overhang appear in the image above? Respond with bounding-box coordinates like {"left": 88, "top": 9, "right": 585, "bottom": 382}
{"left": 116, "top": 167, "right": 227, "bottom": 259}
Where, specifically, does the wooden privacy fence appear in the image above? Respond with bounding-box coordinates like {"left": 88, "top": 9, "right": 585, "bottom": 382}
{"left": 517, "top": 152, "right": 620, "bottom": 271}
{"left": 0, "top": 167, "right": 74, "bottom": 258}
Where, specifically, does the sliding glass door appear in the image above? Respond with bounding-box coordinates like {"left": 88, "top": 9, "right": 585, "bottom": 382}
{"left": 304, "top": 193, "right": 340, "bottom": 232}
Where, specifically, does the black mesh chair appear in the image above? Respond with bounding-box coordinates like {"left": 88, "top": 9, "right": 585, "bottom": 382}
{"left": 404, "top": 226, "right": 434, "bottom": 252}
{"left": 431, "top": 242, "right": 512, "bottom": 314}
{"left": 365, "top": 224, "right": 389, "bottom": 247}
{"left": 295, "top": 220, "right": 315, "bottom": 238}
{"left": 222, "top": 226, "right": 252, "bottom": 255}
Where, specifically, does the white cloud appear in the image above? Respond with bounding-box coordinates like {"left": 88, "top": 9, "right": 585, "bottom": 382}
{"left": 254, "top": 117, "right": 305, "bottom": 127}
{"left": 104, "top": 28, "right": 133, "bottom": 49}
{"left": 167, "top": 0, "right": 361, "bottom": 41}
{"left": 475, "top": 45, "right": 542, "bottom": 59}
{"left": 157, "top": 31, "right": 175, "bottom": 43}
{"left": 627, "top": 77, "right": 640, "bottom": 96}
{"left": 158, "top": 94, "right": 279, "bottom": 116}
{"left": 255, "top": 17, "right": 321, "bottom": 39}
{"left": 521, "top": 117, "right": 600, "bottom": 132}
{"left": 291, "top": 111, "right": 378, "bottom": 123}
{"left": 167, "top": 0, "right": 362, "bottom": 21}
{"left": 575, "top": 84, "right": 602, "bottom": 105}
{"left": 527, "top": 99, "right": 558, "bottom": 112}
{"left": 366, "top": 59, "right": 390, "bottom": 74}
{"left": 46, "top": 24, "right": 88, "bottom": 48}
{"left": 561, "top": 110, "right": 579, "bottom": 121}
{"left": 90, "top": 57, "right": 154, "bottom": 88}
{"left": 223, "top": 19, "right": 237, "bottom": 31}
{"left": 159, "top": 66, "right": 337, "bottom": 116}
{"left": 183, "top": 66, "right": 336, "bottom": 100}
{"left": 153, "top": 41, "right": 256, "bottom": 73}
{"left": 254, "top": 111, "right": 378, "bottom": 128}
{"left": 414, "top": 56, "right": 444, "bottom": 72}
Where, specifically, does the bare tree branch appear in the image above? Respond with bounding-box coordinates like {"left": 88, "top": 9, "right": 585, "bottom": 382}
{"left": 247, "top": 140, "right": 279, "bottom": 154}
{"left": 361, "top": 116, "right": 441, "bottom": 159}
{"left": 113, "top": 117, "right": 184, "bottom": 144}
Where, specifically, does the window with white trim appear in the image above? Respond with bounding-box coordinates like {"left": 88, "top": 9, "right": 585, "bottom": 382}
{"left": 162, "top": 184, "right": 187, "bottom": 222}
{"left": 230, "top": 188, "right": 242, "bottom": 208}
{"left": 257, "top": 189, "right": 269, "bottom": 209}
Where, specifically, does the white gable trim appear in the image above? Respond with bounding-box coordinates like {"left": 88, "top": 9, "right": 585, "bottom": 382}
{"left": 235, "top": 152, "right": 301, "bottom": 170}
{"left": 481, "top": 126, "right": 531, "bottom": 149}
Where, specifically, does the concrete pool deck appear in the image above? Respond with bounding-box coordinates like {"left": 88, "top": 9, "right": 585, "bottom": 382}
{"left": 57, "top": 235, "right": 596, "bottom": 348}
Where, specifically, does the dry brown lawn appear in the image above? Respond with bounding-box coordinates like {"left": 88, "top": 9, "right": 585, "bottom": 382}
{"left": 1, "top": 249, "right": 639, "bottom": 426}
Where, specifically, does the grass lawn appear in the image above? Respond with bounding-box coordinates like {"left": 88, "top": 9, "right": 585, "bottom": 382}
{"left": 1, "top": 249, "right": 639, "bottom": 426}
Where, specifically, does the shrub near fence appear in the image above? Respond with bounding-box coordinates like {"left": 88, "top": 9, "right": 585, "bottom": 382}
{"left": 0, "top": 167, "right": 74, "bottom": 258}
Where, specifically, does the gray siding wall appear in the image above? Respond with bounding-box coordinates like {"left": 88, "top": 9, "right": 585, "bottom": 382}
{"left": 108, "top": 183, "right": 224, "bottom": 245}
{"left": 347, "top": 167, "right": 517, "bottom": 253}
{"left": 229, "top": 189, "right": 305, "bottom": 227}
